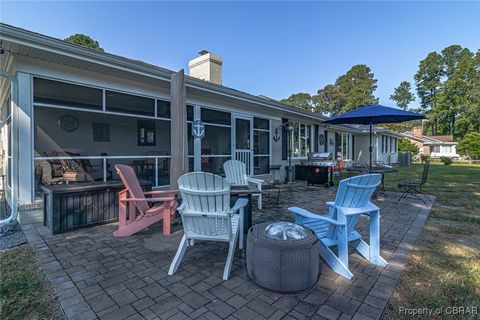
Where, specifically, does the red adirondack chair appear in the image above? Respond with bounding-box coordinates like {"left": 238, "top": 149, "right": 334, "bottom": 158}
{"left": 113, "top": 164, "right": 177, "bottom": 237}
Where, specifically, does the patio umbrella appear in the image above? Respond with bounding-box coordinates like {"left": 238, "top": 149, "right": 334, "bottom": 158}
{"left": 169, "top": 69, "right": 189, "bottom": 189}
{"left": 322, "top": 104, "right": 425, "bottom": 169}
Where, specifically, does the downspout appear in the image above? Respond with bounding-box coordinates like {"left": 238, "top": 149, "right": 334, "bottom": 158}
{"left": 0, "top": 68, "right": 19, "bottom": 225}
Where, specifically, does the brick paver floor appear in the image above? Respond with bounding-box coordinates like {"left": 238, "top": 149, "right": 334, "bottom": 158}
{"left": 22, "top": 184, "right": 434, "bottom": 320}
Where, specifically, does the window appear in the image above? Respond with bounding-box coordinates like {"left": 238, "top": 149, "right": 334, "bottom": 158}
{"left": 432, "top": 145, "right": 440, "bottom": 153}
{"left": 291, "top": 122, "right": 312, "bottom": 158}
{"left": 34, "top": 78, "right": 103, "bottom": 110}
{"left": 339, "top": 133, "right": 351, "bottom": 160}
{"left": 254, "top": 118, "right": 269, "bottom": 130}
{"left": 201, "top": 108, "right": 231, "bottom": 125}
{"left": 187, "top": 105, "right": 194, "bottom": 121}
{"left": 442, "top": 145, "right": 452, "bottom": 154}
{"left": 137, "top": 120, "right": 156, "bottom": 146}
{"left": 106, "top": 91, "right": 155, "bottom": 117}
{"left": 254, "top": 117, "right": 270, "bottom": 174}
{"left": 156, "top": 99, "right": 171, "bottom": 118}
{"left": 390, "top": 137, "right": 396, "bottom": 153}
{"left": 34, "top": 106, "right": 171, "bottom": 192}
{"left": 201, "top": 108, "right": 231, "bottom": 175}
{"left": 382, "top": 135, "right": 389, "bottom": 154}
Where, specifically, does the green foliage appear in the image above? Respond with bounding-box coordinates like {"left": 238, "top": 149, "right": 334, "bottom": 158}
{"left": 280, "top": 93, "right": 315, "bottom": 111}
{"left": 439, "top": 156, "right": 453, "bottom": 165}
{"left": 415, "top": 45, "right": 480, "bottom": 137}
{"left": 313, "top": 65, "right": 378, "bottom": 116}
{"left": 420, "top": 154, "right": 430, "bottom": 163}
{"left": 398, "top": 138, "right": 420, "bottom": 156}
{"left": 390, "top": 81, "right": 415, "bottom": 110}
{"left": 64, "top": 34, "right": 104, "bottom": 51}
{"left": 0, "top": 245, "right": 61, "bottom": 320}
{"left": 457, "top": 132, "right": 480, "bottom": 160}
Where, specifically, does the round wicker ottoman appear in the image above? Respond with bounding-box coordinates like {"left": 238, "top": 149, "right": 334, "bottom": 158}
{"left": 246, "top": 222, "right": 319, "bottom": 293}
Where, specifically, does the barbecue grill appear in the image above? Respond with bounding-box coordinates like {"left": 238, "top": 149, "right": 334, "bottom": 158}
{"left": 308, "top": 152, "right": 335, "bottom": 167}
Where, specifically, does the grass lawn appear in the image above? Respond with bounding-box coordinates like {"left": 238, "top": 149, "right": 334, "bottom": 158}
{"left": 0, "top": 244, "right": 62, "bottom": 320}
{"left": 382, "top": 163, "right": 480, "bottom": 320}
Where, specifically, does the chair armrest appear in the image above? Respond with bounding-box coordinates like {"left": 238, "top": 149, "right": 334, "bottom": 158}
{"left": 326, "top": 201, "right": 335, "bottom": 217}
{"left": 177, "top": 202, "right": 185, "bottom": 211}
{"left": 288, "top": 207, "right": 345, "bottom": 226}
{"left": 144, "top": 190, "right": 178, "bottom": 196}
{"left": 120, "top": 197, "right": 175, "bottom": 203}
{"left": 247, "top": 177, "right": 264, "bottom": 185}
{"left": 228, "top": 198, "right": 249, "bottom": 215}
{"left": 225, "top": 177, "right": 235, "bottom": 184}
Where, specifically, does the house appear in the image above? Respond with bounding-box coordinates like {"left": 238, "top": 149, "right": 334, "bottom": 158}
{"left": 400, "top": 127, "right": 460, "bottom": 158}
{"left": 0, "top": 23, "right": 399, "bottom": 223}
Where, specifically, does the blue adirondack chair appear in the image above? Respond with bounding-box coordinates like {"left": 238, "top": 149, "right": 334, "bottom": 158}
{"left": 289, "top": 174, "right": 387, "bottom": 280}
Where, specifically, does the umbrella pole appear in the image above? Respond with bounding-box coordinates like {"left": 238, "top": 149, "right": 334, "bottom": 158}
{"left": 369, "top": 122, "right": 372, "bottom": 170}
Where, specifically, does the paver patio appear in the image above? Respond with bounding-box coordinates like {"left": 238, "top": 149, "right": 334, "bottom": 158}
{"left": 22, "top": 184, "right": 434, "bottom": 320}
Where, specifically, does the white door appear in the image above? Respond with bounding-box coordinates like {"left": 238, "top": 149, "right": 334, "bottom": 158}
{"left": 232, "top": 114, "right": 253, "bottom": 175}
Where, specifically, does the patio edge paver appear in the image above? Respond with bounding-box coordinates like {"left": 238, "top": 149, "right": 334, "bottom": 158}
{"left": 374, "top": 195, "right": 435, "bottom": 320}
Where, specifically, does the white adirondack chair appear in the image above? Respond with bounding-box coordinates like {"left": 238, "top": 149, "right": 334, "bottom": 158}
{"left": 168, "top": 172, "right": 248, "bottom": 280}
{"left": 223, "top": 160, "right": 264, "bottom": 209}
{"left": 289, "top": 174, "right": 387, "bottom": 280}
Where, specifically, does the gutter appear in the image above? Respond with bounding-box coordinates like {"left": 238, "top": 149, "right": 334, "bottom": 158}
{"left": 0, "top": 67, "right": 18, "bottom": 225}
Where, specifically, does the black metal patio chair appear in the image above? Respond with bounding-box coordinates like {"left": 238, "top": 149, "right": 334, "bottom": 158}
{"left": 398, "top": 161, "right": 430, "bottom": 204}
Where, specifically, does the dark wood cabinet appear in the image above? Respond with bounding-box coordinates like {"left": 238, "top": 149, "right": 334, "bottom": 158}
{"left": 42, "top": 181, "right": 151, "bottom": 234}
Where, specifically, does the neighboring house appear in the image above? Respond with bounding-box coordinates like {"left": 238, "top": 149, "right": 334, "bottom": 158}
{"left": 0, "top": 23, "right": 399, "bottom": 221}
{"left": 400, "top": 127, "right": 460, "bottom": 158}
{"left": 344, "top": 124, "right": 401, "bottom": 165}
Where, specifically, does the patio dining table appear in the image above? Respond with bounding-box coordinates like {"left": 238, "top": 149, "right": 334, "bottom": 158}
{"left": 346, "top": 165, "right": 397, "bottom": 197}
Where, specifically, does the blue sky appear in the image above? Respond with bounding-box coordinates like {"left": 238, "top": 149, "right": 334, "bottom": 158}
{"left": 1, "top": 1, "right": 479, "bottom": 106}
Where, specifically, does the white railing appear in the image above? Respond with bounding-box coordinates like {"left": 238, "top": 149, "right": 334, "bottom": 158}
{"left": 34, "top": 155, "right": 171, "bottom": 187}
{"left": 235, "top": 150, "right": 252, "bottom": 175}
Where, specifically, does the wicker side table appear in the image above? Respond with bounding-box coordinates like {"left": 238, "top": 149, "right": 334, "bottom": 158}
{"left": 246, "top": 222, "right": 319, "bottom": 293}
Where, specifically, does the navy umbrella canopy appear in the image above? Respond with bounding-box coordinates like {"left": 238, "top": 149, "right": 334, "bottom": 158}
{"left": 322, "top": 104, "right": 425, "bottom": 168}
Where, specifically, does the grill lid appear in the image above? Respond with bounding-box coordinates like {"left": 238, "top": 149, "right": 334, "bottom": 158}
{"left": 265, "top": 222, "right": 308, "bottom": 240}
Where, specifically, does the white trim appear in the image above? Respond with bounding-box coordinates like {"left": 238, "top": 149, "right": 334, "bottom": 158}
{"left": 186, "top": 97, "right": 283, "bottom": 122}
{"left": 200, "top": 155, "right": 231, "bottom": 158}
{"left": 204, "top": 122, "right": 231, "bottom": 128}
{"left": 193, "top": 105, "right": 201, "bottom": 171}
{"left": 34, "top": 102, "right": 171, "bottom": 122}
{"left": 32, "top": 74, "right": 168, "bottom": 101}
{"left": 232, "top": 113, "right": 254, "bottom": 175}
{"left": 34, "top": 155, "right": 171, "bottom": 160}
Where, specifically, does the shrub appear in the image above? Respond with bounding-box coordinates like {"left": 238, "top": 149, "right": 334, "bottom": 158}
{"left": 457, "top": 132, "right": 480, "bottom": 160}
{"left": 440, "top": 156, "right": 453, "bottom": 165}
{"left": 398, "top": 138, "right": 420, "bottom": 156}
{"left": 420, "top": 154, "right": 430, "bottom": 163}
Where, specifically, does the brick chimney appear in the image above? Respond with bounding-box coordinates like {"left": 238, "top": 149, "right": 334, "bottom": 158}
{"left": 188, "top": 50, "right": 223, "bottom": 85}
{"left": 412, "top": 127, "right": 423, "bottom": 138}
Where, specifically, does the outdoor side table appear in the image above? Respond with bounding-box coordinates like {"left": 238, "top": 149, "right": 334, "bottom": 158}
{"left": 230, "top": 186, "right": 261, "bottom": 232}
{"left": 246, "top": 222, "right": 319, "bottom": 293}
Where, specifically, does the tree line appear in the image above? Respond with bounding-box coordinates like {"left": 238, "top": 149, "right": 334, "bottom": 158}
{"left": 62, "top": 35, "right": 480, "bottom": 159}
{"left": 280, "top": 45, "right": 480, "bottom": 140}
